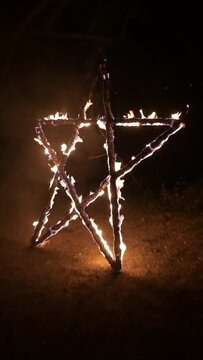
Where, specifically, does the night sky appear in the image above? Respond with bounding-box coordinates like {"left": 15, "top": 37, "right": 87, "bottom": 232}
{"left": 0, "top": 0, "right": 203, "bottom": 189}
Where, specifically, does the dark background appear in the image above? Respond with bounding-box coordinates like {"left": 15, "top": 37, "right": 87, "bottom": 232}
{"left": 0, "top": 0, "right": 203, "bottom": 192}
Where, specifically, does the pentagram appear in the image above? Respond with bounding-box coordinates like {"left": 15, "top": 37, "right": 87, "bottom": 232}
{"left": 31, "top": 61, "right": 184, "bottom": 272}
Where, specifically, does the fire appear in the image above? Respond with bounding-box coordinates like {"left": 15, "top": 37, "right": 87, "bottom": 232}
{"left": 97, "top": 119, "right": 106, "bottom": 130}
{"left": 148, "top": 111, "right": 157, "bottom": 119}
{"left": 90, "top": 218, "right": 114, "bottom": 258}
{"left": 124, "top": 110, "right": 134, "bottom": 119}
{"left": 51, "top": 165, "right": 58, "bottom": 173}
{"left": 140, "top": 109, "right": 157, "bottom": 119}
{"left": 115, "top": 161, "right": 122, "bottom": 172}
{"left": 45, "top": 112, "right": 68, "bottom": 120}
{"left": 139, "top": 109, "right": 146, "bottom": 118}
{"left": 31, "top": 60, "right": 185, "bottom": 272}
{"left": 61, "top": 143, "right": 67, "bottom": 152}
{"left": 171, "top": 112, "right": 182, "bottom": 119}
{"left": 79, "top": 122, "right": 91, "bottom": 128}
{"left": 84, "top": 99, "right": 93, "bottom": 120}
{"left": 117, "top": 121, "right": 140, "bottom": 127}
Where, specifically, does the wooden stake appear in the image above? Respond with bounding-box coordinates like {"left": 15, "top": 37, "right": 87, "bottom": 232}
{"left": 101, "top": 59, "right": 124, "bottom": 272}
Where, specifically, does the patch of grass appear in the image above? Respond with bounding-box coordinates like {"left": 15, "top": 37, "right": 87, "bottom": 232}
{"left": 159, "top": 178, "right": 203, "bottom": 214}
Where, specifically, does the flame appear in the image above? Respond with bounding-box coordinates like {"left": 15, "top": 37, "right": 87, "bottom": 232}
{"left": 84, "top": 99, "right": 93, "bottom": 120}
{"left": 79, "top": 122, "right": 91, "bottom": 128}
{"left": 89, "top": 218, "right": 114, "bottom": 258}
{"left": 49, "top": 173, "right": 55, "bottom": 189}
{"left": 61, "top": 143, "right": 67, "bottom": 152}
{"left": 117, "top": 122, "right": 140, "bottom": 127}
{"left": 34, "top": 138, "right": 43, "bottom": 145}
{"left": 107, "top": 183, "right": 113, "bottom": 226}
{"left": 171, "top": 112, "right": 181, "bottom": 119}
{"left": 139, "top": 109, "right": 146, "bottom": 119}
{"left": 124, "top": 110, "right": 134, "bottom": 119}
{"left": 33, "top": 104, "right": 184, "bottom": 268}
{"left": 144, "top": 123, "right": 185, "bottom": 158}
{"left": 115, "top": 161, "right": 121, "bottom": 172}
{"left": 116, "top": 174, "right": 126, "bottom": 260}
{"left": 32, "top": 186, "right": 59, "bottom": 243}
{"left": 44, "top": 111, "right": 68, "bottom": 120}
{"left": 142, "top": 122, "right": 166, "bottom": 126}
{"left": 51, "top": 165, "right": 58, "bottom": 173}
{"left": 97, "top": 119, "right": 106, "bottom": 130}
{"left": 120, "top": 240, "right": 127, "bottom": 261}
{"left": 45, "top": 112, "right": 68, "bottom": 120}
{"left": 140, "top": 109, "right": 157, "bottom": 119}
{"left": 148, "top": 111, "right": 157, "bottom": 119}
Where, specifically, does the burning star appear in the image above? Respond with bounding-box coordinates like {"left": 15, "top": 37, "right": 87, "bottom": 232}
{"left": 31, "top": 61, "right": 185, "bottom": 272}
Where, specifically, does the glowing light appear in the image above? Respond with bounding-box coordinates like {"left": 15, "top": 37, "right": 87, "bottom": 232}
{"left": 124, "top": 110, "right": 134, "bottom": 119}
{"left": 140, "top": 109, "right": 157, "bottom": 119}
{"left": 139, "top": 109, "right": 146, "bottom": 118}
{"left": 90, "top": 218, "right": 114, "bottom": 258}
{"left": 51, "top": 165, "right": 58, "bottom": 173}
{"left": 31, "top": 64, "right": 185, "bottom": 272}
{"left": 61, "top": 143, "right": 67, "bottom": 152}
{"left": 45, "top": 112, "right": 68, "bottom": 120}
{"left": 79, "top": 122, "right": 91, "bottom": 128}
{"left": 117, "top": 122, "right": 140, "bottom": 127}
{"left": 171, "top": 112, "right": 182, "bottom": 119}
{"left": 84, "top": 99, "right": 93, "bottom": 120}
{"left": 148, "top": 111, "right": 157, "bottom": 119}
{"left": 97, "top": 119, "right": 106, "bottom": 130}
{"left": 34, "top": 138, "right": 43, "bottom": 145}
{"left": 115, "top": 161, "right": 121, "bottom": 172}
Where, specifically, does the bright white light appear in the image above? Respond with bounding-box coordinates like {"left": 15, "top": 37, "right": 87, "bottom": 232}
{"left": 84, "top": 99, "right": 93, "bottom": 120}
{"left": 117, "top": 122, "right": 140, "bottom": 127}
{"left": 61, "top": 143, "right": 67, "bottom": 152}
{"left": 115, "top": 161, "right": 121, "bottom": 172}
{"left": 45, "top": 112, "right": 68, "bottom": 120}
{"left": 97, "top": 120, "right": 106, "bottom": 130}
{"left": 51, "top": 165, "right": 58, "bottom": 173}
{"left": 148, "top": 111, "right": 157, "bottom": 119}
{"left": 139, "top": 109, "right": 146, "bottom": 119}
{"left": 171, "top": 112, "right": 181, "bottom": 119}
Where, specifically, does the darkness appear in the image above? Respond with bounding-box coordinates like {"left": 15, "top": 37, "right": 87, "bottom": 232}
{"left": 0, "top": 1, "right": 203, "bottom": 359}
{"left": 0, "top": 0, "right": 203, "bottom": 189}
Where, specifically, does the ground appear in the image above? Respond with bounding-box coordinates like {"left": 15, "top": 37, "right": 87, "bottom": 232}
{"left": 0, "top": 173, "right": 202, "bottom": 359}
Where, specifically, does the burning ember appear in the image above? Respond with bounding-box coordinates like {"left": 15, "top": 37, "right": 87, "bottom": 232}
{"left": 31, "top": 59, "right": 185, "bottom": 272}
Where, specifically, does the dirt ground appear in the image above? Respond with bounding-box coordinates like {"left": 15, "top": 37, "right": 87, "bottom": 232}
{"left": 0, "top": 94, "right": 202, "bottom": 359}
{"left": 0, "top": 160, "right": 202, "bottom": 359}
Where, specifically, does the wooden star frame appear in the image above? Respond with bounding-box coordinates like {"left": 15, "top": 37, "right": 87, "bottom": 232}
{"left": 31, "top": 60, "right": 185, "bottom": 272}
